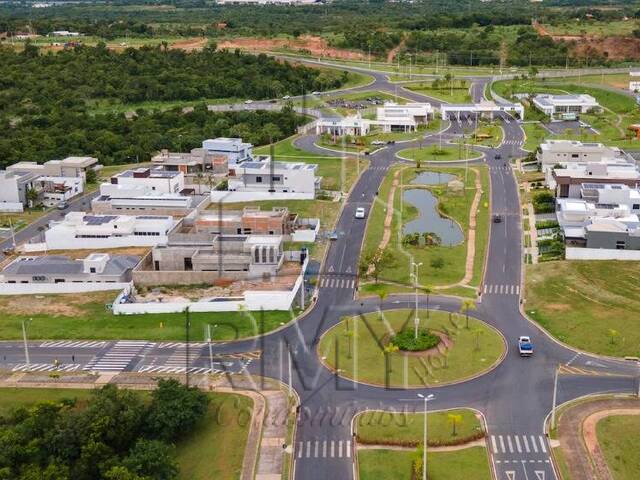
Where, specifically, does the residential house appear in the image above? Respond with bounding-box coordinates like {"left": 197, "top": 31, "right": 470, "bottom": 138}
{"left": 538, "top": 140, "right": 628, "bottom": 173}
{"left": 0, "top": 170, "right": 39, "bottom": 212}
{"left": 35, "top": 176, "right": 84, "bottom": 207}
{"left": 7, "top": 156, "right": 100, "bottom": 182}
{"left": 550, "top": 162, "right": 640, "bottom": 198}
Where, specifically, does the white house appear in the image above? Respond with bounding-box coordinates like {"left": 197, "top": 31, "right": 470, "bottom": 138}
{"left": 629, "top": 70, "right": 640, "bottom": 93}
{"left": 375, "top": 102, "right": 432, "bottom": 132}
{"left": 0, "top": 170, "right": 38, "bottom": 212}
{"left": 315, "top": 115, "right": 371, "bottom": 137}
{"left": 548, "top": 161, "right": 640, "bottom": 196}
{"left": 107, "top": 168, "right": 185, "bottom": 195}
{"left": 50, "top": 30, "right": 81, "bottom": 37}
{"left": 202, "top": 137, "right": 254, "bottom": 167}
{"left": 7, "top": 156, "right": 99, "bottom": 182}
{"left": 532, "top": 94, "right": 601, "bottom": 119}
{"left": 24, "top": 212, "right": 175, "bottom": 252}
{"left": 538, "top": 140, "right": 627, "bottom": 173}
{"left": 36, "top": 176, "right": 84, "bottom": 207}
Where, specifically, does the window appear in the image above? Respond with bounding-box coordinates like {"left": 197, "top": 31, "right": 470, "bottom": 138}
{"left": 90, "top": 267, "right": 96, "bottom": 273}
{"left": 256, "top": 176, "right": 263, "bottom": 183}
{"left": 571, "top": 154, "right": 579, "bottom": 158}
{"left": 616, "top": 241, "right": 626, "bottom": 250}
{"left": 154, "top": 261, "right": 160, "bottom": 271}
{"left": 32, "top": 276, "right": 45, "bottom": 282}
{"left": 184, "top": 258, "right": 193, "bottom": 271}
{"left": 633, "top": 204, "right": 640, "bottom": 210}
{"left": 272, "top": 176, "right": 281, "bottom": 182}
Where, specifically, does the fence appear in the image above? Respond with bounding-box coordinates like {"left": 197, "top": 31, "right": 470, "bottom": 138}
{"left": 0, "top": 282, "right": 130, "bottom": 295}
{"left": 566, "top": 247, "right": 640, "bottom": 261}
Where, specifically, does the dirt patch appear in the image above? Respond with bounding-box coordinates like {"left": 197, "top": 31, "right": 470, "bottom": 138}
{"left": 534, "top": 20, "right": 640, "bottom": 61}
{"left": 169, "top": 37, "right": 208, "bottom": 51}
{"left": 216, "top": 35, "right": 366, "bottom": 60}
{"left": 0, "top": 291, "right": 115, "bottom": 317}
{"left": 544, "top": 303, "right": 571, "bottom": 312}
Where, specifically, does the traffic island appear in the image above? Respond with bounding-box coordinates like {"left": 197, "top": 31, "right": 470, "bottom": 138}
{"left": 317, "top": 309, "right": 505, "bottom": 388}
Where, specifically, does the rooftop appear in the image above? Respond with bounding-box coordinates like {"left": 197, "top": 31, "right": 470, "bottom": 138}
{"left": 2, "top": 254, "right": 140, "bottom": 276}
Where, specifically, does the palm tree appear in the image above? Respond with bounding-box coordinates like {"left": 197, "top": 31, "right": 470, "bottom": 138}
{"left": 383, "top": 342, "right": 399, "bottom": 373}
{"left": 472, "top": 327, "right": 484, "bottom": 351}
{"left": 377, "top": 289, "right": 388, "bottom": 318}
{"left": 344, "top": 330, "right": 358, "bottom": 360}
{"left": 448, "top": 413, "right": 463, "bottom": 437}
{"left": 608, "top": 329, "right": 620, "bottom": 345}
{"left": 423, "top": 286, "right": 432, "bottom": 318}
{"left": 460, "top": 299, "right": 477, "bottom": 329}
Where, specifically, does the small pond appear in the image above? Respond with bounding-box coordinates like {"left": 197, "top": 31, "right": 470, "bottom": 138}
{"left": 411, "top": 171, "right": 456, "bottom": 185}
{"left": 402, "top": 189, "right": 464, "bottom": 246}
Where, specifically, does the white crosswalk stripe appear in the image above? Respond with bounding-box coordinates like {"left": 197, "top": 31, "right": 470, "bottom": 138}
{"left": 318, "top": 276, "right": 356, "bottom": 290}
{"left": 83, "top": 340, "right": 151, "bottom": 372}
{"left": 12, "top": 363, "right": 81, "bottom": 372}
{"left": 39, "top": 340, "right": 107, "bottom": 349}
{"left": 156, "top": 342, "right": 207, "bottom": 349}
{"left": 483, "top": 284, "right": 520, "bottom": 296}
{"left": 137, "top": 365, "right": 214, "bottom": 375}
{"left": 296, "top": 440, "right": 351, "bottom": 458}
{"left": 491, "top": 434, "right": 549, "bottom": 457}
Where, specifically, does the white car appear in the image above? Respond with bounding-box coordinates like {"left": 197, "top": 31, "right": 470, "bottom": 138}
{"left": 355, "top": 207, "right": 366, "bottom": 219}
{"left": 283, "top": 95, "right": 291, "bottom": 100}
{"left": 371, "top": 140, "right": 385, "bottom": 146}
{"left": 244, "top": 99, "right": 253, "bottom": 104}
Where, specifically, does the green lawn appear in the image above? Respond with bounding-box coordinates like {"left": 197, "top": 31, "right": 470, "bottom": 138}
{"left": 397, "top": 145, "right": 481, "bottom": 162}
{"left": 318, "top": 309, "right": 504, "bottom": 387}
{"left": 362, "top": 165, "right": 489, "bottom": 288}
{"left": 596, "top": 415, "right": 640, "bottom": 480}
{"left": 525, "top": 261, "right": 640, "bottom": 357}
{"left": 543, "top": 20, "right": 637, "bottom": 37}
{"left": 319, "top": 129, "right": 424, "bottom": 153}
{"left": 0, "top": 388, "right": 251, "bottom": 480}
{"left": 523, "top": 122, "right": 549, "bottom": 151}
{"left": 254, "top": 135, "right": 367, "bottom": 191}
{"left": 0, "top": 291, "right": 294, "bottom": 342}
{"left": 404, "top": 81, "right": 472, "bottom": 104}
{"left": 358, "top": 447, "right": 491, "bottom": 480}
{"left": 356, "top": 409, "right": 483, "bottom": 446}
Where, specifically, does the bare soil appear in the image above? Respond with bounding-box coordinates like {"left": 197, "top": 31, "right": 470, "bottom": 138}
{"left": 0, "top": 291, "right": 115, "bottom": 317}
{"left": 216, "top": 35, "right": 366, "bottom": 60}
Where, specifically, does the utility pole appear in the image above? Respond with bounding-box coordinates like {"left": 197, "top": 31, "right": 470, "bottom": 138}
{"left": 207, "top": 324, "right": 216, "bottom": 375}
{"left": 412, "top": 262, "right": 422, "bottom": 339}
{"left": 185, "top": 307, "right": 191, "bottom": 387}
{"left": 288, "top": 347, "right": 293, "bottom": 398}
{"left": 551, "top": 365, "right": 559, "bottom": 431}
{"left": 9, "top": 217, "right": 16, "bottom": 249}
{"left": 22, "top": 318, "right": 31, "bottom": 366}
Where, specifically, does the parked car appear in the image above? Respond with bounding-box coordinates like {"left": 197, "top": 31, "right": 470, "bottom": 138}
{"left": 283, "top": 95, "right": 291, "bottom": 100}
{"left": 371, "top": 140, "right": 385, "bottom": 146}
{"left": 329, "top": 231, "right": 338, "bottom": 241}
{"left": 311, "top": 91, "right": 321, "bottom": 96}
{"left": 244, "top": 99, "right": 253, "bottom": 104}
{"left": 355, "top": 207, "right": 366, "bottom": 219}
{"left": 518, "top": 336, "right": 534, "bottom": 357}
{"left": 57, "top": 201, "right": 69, "bottom": 210}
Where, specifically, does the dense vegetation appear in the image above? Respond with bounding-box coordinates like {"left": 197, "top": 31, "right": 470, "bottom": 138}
{"left": 0, "top": 380, "right": 209, "bottom": 480}
{"left": 0, "top": 44, "right": 321, "bottom": 166}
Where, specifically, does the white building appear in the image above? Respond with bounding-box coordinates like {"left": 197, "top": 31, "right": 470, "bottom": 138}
{"left": 375, "top": 102, "right": 432, "bottom": 132}
{"left": 538, "top": 140, "right": 627, "bottom": 173}
{"left": 532, "top": 94, "right": 601, "bottom": 119}
{"left": 440, "top": 100, "right": 524, "bottom": 121}
{"left": 0, "top": 170, "right": 38, "bottom": 212}
{"left": 7, "top": 156, "right": 99, "bottom": 182}
{"left": 50, "top": 31, "right": 81, "bottom": 37}
{"left": 106, "top": 167, "right": 185, "bottom": 195}
{"left": 202, "top": 138, "right": 254, "bottom": 167}
{"left": 315, "top": 115, "right": 371, "bottom": 137}
{"left": 548, "top": 161, "right": 640, "bottom": 197}
{"left": 36, "top": 176, "right": 84, "bottom": 207}
{"left": 25, "top": 212, "right": 175, "bottom": 252}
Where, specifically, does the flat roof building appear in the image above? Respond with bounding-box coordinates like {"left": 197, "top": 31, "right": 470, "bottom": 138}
{"left": 440, "top": 100, "right": 524, "bottom": 121}
{"left": 315, "top": 115, "right": 371, "bottom": 137}
{"left": 538, "top": 140, "right": 627, "bottom": 172}
{"left": 7, "top": 156, "right": 99, "bottom": 181}
{"left": 551, "top": 162, "right": 640, "bottom": 198}
{"left": 532, "top": 94, "right": 601, "bottom": 119}
{"left": 0, "top": 170, "right": 38, "bottom": 212}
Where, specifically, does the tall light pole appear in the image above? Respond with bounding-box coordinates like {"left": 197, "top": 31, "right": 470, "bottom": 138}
{"left": 207, "top": 324, "right": 217, "bottom": 375}
{"left": 22, "top": 318, "right": 32, "bottom": 367}
{"left": 551, "top": 364, "right": 559, "bottom": 431}
{"left": 417, "top": 393, "right": 435, "bottom": 480}
{"left": 412, "top": 262, "right": 423, "bottom": 339}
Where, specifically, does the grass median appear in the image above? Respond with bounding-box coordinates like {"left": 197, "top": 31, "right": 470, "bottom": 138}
{"left": 596, "top": 414, "right": 640, "bottom": 480}
{"left": 0, "top": 291, "right": 295, "bottom": 342}
{"left": 525, "top": 260, "right": 640, "bottom": 357}
{"left": 398, "top": 145, "right": 481, "bottom": 162}
{"left": 317, "top": 309, "right": 504, "bottom": 387}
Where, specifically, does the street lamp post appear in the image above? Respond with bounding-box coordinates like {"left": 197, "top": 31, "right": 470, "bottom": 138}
{"left": 411, "top": 262, "right": 423, "bottom": 339}
{"left": 22, "top": 318, "right": 32, "bottom": 366}
{"left": 207, "top": 324, "right": 217, "bottom": 375}
{"left": 417, "top": 393, "right": 435, "bottom": 480}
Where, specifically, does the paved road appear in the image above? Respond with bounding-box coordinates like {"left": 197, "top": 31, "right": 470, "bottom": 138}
{"left": 1, "top": 65, "right": 638, "bottom": 480}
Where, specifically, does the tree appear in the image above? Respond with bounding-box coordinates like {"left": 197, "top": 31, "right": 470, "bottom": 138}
{"left": 85, "top": 168, "right": 98, "bottom": 185}
{"left": 376, "top": 288, "right": 389, "bottom": 318}
{"left": 460, "top": 299, "right": 477, "bottom": 329}
{"left": 145, "top": 379, "right": 209, "bottom": 442}
{"left": 608, "top": 329, "right": 620, "bottom": 345}
{"left": 383, "top": 342, "right": 399, "bottom": 373}
{"left": 472, "top": 327, "right": 484, "bottom": 351}
{"left": 448, "top": 413, "right": 463, "bottom": 436}
{"left": 122, "top": 439, "right": 178, "bottom": 480}
{"left": 25, "top": 187, "right": 39, "bottom": 208}
{"left": 343, "top": 330, "right": 358, "bottom": 359}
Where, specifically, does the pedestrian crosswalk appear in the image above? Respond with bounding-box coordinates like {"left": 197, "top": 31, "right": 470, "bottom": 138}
{"left": 318, "top": 276, "right": 356, "bottom": 289}
{"left": 297, "top": 439, "right": 352, "bottom": 459}
{"left": 483, "top": 284, "right": 520, "bottom": 295}
{"left": 502, "top": 140, "right": 522, "bottom": 146}
{"left": 12, "top": 363, "right": 81, "bottom": 373}
{"left": 39, "top": 340, "right": 107, "bottom": 349}
{"left": 83, "top": 340, "right": 151, "bottom": 372}
{"left": 156, "top": 342, "right": 208, "bottom": 349}
{"left": 490, "top": 434, "right": 548, "bottom": 455}
{"left": 137, "top": 365, "right": 214, "bottom": 375}
{"left": 489, "top": 165, "right": 512, "bottom": 172}
{"left": 369, "top": 166, "right": 388, "bottom": 171}
{"left": 162, "top": 344, "right": 200, "bottom": 369}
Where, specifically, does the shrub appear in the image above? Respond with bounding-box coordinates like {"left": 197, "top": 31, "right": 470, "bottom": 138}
{"left": 391, "top": 329, "right": 440, "bottom": 352}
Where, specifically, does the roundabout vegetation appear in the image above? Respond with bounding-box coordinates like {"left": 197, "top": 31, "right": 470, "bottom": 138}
{"left": 318, "top": 309, "right": 505, "bottom": 387}
{"left": 397, "top": 145, "right": 481, "bottom": 163}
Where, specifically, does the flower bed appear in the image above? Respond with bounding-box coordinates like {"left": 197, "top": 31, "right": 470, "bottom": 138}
{"left": 391, "top": 329, "right": 440, "bottom": 352}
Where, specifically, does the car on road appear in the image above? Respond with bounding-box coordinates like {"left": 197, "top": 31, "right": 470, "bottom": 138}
{"left": 518, "top": 336, "right": 534, "bottom": 357}
{"left": 492, "top": 214, "right": 502, "bottom": 223}
{"left": 355, "top": 207, "right": 366, "bottom": 219}
{"left": 371, "top": 140, "right": 385, "bottom": 146}
{"left": 328, "top": 231, "right": 338, "bottom": 241}
{"left": 494, "top": 153, "right": 502, "bottom": 160}
{"left": 244, "top": 99, "right": 253, "bottom": 104}
{"left": 57, "top": 201, "right": 69, "bottom": 210}
{"left": 311, "top": 91, "right": 321, "bottom": 96}
{"left": 283, "top": 95, "right": 291, "bottom": 100}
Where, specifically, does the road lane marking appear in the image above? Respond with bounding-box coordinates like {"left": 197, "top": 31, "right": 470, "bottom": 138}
{"left": 515, "top": 436, "right": 522, "bottom": 453}
{"left": 491, "top": 435, "right": 498, "bottom": 454}
{"left": 338, "top": 440, "right": 343, "bottom": 457}
{"left": 322, "top": 440, "right": 327, "bottom": 457}
{"left": 330, "top": 441, "right": 335, "bottom": 458}
{"left": 530, "top": 435, "right": 538, "bottom": 453}
{"left": 507, "top": 435, "right": 514, "bottom": 453}
{"left": 499, "top": 435, "right": 506, "bottom": 453}
{"left": 538, "top": 436, "right": 547, "bottom": 453}
{"left": 298, "top": 442, "right": 303, "bottom": 458}
{"left": 523, "top": 435, "right": 530, "bottom": 453}
{"left": 346, "top": 440, "right": 351, "bottom": 458}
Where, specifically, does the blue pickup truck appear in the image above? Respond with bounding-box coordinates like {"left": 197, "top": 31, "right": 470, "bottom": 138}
{"left": 518, "top": 336, "right": 534, "bottom": 357}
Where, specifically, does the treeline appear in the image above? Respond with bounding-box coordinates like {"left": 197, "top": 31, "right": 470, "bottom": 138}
{"left": 0, "top": 380, "right": 209, "bottom": 480}
{"left": 0, "top": 44, "right": 345, "bottom": 110}
{"left": 0, "top": 105, "right": 306, "bottom": 167}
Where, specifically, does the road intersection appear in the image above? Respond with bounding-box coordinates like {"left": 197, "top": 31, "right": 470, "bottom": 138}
{"left": 1, "top": 63, "right": 638, "bottom": 480}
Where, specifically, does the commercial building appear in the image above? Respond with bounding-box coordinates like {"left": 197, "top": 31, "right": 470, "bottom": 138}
{"left": 0, "top": 170, "right": 38, "bottom": 212}
{"left": 26, "top": 212, "right": 174, "bottom": 251}
{"left": 440, "top": 100, "right": 524, "bottom": 121}
{"left": 532, "top": 94, "right": 601, "bottom": 119}
{"left": 0, "top": 253, "right": 139, "bottom": 285}
{"left": 315, "top": 115, "right": 371, "bottom": 137}
{"left": 549, "top": 162, "right": 640, "bottom": 198}
{"left": 375, "top": 102, "right": 432, "bottom": 132}
{"left": 538, "top": 140, "right": 627, "bottom": 173}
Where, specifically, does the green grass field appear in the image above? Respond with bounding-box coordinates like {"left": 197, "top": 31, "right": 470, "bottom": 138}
{"left": 0, "top": 388, "right": 252, "bottom": 480}
{"left": 404, "top": 81, "right": 471, "bottom": 104}
{"left": 362, "top": 165, "right": 489, "bottom": 288}
{"left": 356, "top": 409, "right": 483, "bottom": 445}
{"left": 0, "top": 291, "right": 294, "bottom": 342}
{"left": 318, "top": 309, "right": 504, "bottom": 387}
{"left": 542, "top": 20, "right": 637, "bottom": 38}
{"left": 526, "top": 261, "right": 640, "bottom": 357}
{"left": 397, "top": 145, "right": 481, "bottom": 162}
{"left": 254, "top": 135, "right": 366, "bottom": 191}
{"left": 596, "top": 415, "right": 640, "bottom": 480}
{"left": 523, "top": 122, "right": 549, "bottom": 151}
{"left": 358, "top": 447, "right": 491, "bottom": 480}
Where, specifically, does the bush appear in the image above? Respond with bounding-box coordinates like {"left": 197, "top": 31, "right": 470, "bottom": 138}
{"left": 391, "top": 329, "right": 440, "bottom": 352}
{"left": 430, "top": 257, "right": 445, "bottom": 269}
